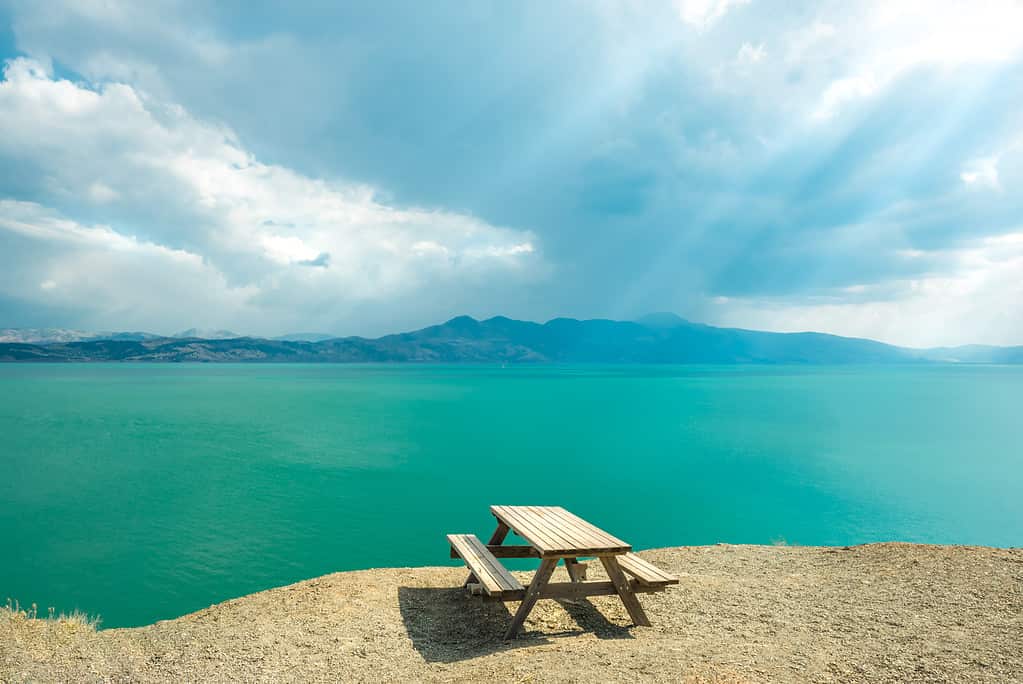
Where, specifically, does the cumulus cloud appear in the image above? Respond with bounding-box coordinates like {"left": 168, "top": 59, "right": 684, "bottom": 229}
{"left": 0, "top": 58, "right": 541, "bottom": 334}
{"left": 0, "top": 199, "right": 259, "bottom": 330}
{"left": 2, "top": 2, "right": 1023, "bottom": 345}
{"left": 805, "top": 0, "right": 1023, "bottom": 119}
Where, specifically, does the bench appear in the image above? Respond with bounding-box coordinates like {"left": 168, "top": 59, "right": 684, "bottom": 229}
{"left": 617, "top": 552, "right": 679, "bottom": 587}
{"left": 447, "top": 533, "right": 524, "bottom": 598}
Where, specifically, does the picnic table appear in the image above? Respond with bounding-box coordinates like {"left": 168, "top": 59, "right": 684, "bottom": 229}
{"left": 448, "top": 505, "right": 678, "bottom": 639}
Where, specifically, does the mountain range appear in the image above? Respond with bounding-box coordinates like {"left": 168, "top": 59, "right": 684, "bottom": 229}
{"left": 1, "top": 314, "right": 1021, "bottom": 363}
{"left": 0, "top": 327, "right": 243, "bottom": 344}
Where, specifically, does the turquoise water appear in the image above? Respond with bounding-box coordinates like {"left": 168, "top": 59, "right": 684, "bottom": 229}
{"left": 2, "top": 364, "right": 1021, "bottom": 628}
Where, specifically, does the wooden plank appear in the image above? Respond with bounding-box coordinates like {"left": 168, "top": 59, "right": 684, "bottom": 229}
{"left": 483, "top": 579, "right": 667, "bottom": 603}
{"left": 449, "top": 534, "right": 503, "bottom": 594}
{"left": 618, "top": 552, "right": 679, "bottom": 586}
{"left": 492, "top": 506, "right": 564, "bottom": 554}
{"left": 600, "top": 555, "right": 651, "bottom": 627}
{"left": 503, "top": 557, "right": 558, "bottom": 639}
{"left": 491, "top": 506, "right": 632, "bottom": 556}
{"left": 494, "top": 506, "right": 564, "bottom": 552}
{"left": 489, "top": 545, "right": 540, "bottom": 558}
{"left": 465, "top": 546, "right": 514, "bottom": 595}
{"left": 555, "top": 507, "right": 629, "bottom": 548}
{"left": 527, "top": 505, "right": 629, "bottom": 554}
{"left": 536, "top": 505, "right": 597, "bottom": 548}
{"left": 520, "top": 506, "right": 579, "bottom": 551}
{"left": 463, "top": 535, "right": 522, "bottom": 594}
{"left": 539, "top": 580, "right": 663, "bottom": 599}
{"left": 537, "top": 507, "right": 607, "bottom": 550}
{"left": 466, "top": 521, "right": 512, "bottom": 586}
{"left": 452, "top": 545, "right": 539, "bottom": 559}
{"left": 495, "top": 505, "right": 630, "bottom": 555}
{"left": 541, "top": 506, "right": 612, "bottom": 547}
{"left": 544, "top": 506, "right": 629, "bottom": 550}
{"left": 527, "top": 506, "right": 605, "bottom": 552}
{"left": 489, "top": 506, "right": 538, "bottom": 545}
{"left": 448, "top": 534, "right": 522, "bottom": 597}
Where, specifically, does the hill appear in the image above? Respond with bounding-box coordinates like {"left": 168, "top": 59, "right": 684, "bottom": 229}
{"left": 912, "top": 344, "right": 1023, "bottom": 364}
{"left": 0, "top": 315, "right": 1020, "bottom": 363}
{"left": 0, "top": 328, "right": 160, "bottom": 345}
{"left": 172, "top": 328, "right": 242, "bottom": 340}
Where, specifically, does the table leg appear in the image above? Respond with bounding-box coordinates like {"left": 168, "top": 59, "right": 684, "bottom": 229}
{"left": 565, "top": 557, "right": 585, "bottom": 583}
{"left": 504, "top": 557, "right": 558, "bottom": 639}
{"left": 465, "top": 521, "right": 511, "bottom": 587}
{"left": 488, "top": 522, "right": 511, "bottom": 545}
{"left": 600, "top": 556, "right": 651, "bottom": 627}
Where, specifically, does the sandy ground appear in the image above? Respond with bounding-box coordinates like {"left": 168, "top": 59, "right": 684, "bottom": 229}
{"left": 2, "top": 543, "right": 1021, "bottom": 683}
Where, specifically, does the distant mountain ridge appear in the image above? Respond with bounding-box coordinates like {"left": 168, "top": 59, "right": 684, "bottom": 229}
{"left": 173, "top": 328, "right": 242, "bottom": 340}
{"left": 914, "top": 344, "right": 1023, "bottom": 364}
{"left": 271, "top": 333, "right": 337, "bottom": 342}
{"left": 2, "top": 315, "right": 1020, "bottom": 363}
{"left": 0, "top": 327, "right": 333, "bottom": 345}
{"left": 0, "top": 328, "right": 160, "bottom": 345}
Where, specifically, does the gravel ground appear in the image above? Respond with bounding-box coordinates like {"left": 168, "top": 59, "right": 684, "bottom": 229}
{"left": 2, "top": 543, "right": 1021, "bottom": 683}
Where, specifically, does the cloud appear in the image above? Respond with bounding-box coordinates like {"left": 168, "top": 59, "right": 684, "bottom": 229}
{"left": 805, "top": 0, "right": 1023, "bottom": 119}
{"left": 674, "top": 0, "right": 751, "bottom": 30}
{"left": 297, "top": 252, "right": 330, "bottom": 268}
{"left": 708, "top": 229, "right": 1023, "bottom": 347}
{"left": 736, "top": 42, "right": 766, "bottom": 66}
{"left": 0, "top": 57, "right": 542, "bottom": 334}
{"left": 960, "top": 157, "right": 1000, "bottom": 190}
{"left": 87, "top": 182, "right": 120, "bottom": 203}
{"left": 813, "top": 75, "right": 879, "bottom": 121}
{"left": 2, "top": 2, "right": 1023, "bottom": 344}
{"left": 0, "top": 199, "right": 259, "bottom": 330}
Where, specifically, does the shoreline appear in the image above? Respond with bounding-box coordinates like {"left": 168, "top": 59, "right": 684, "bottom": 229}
{"left": 3, "top": 542, "right": 1021, "bottom": 682}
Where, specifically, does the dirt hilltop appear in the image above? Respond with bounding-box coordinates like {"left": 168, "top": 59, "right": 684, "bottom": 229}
{"left": 3, "top": 543, "right": 1021, "bottom": 683}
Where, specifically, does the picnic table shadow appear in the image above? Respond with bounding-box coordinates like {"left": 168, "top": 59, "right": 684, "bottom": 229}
{"left": 398, "top": 585, "right": 634, "bottom": 663}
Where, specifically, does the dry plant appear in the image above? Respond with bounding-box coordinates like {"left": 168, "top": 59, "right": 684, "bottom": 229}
{"left": 4, "top": 597, "right": 101, "bottom": 631}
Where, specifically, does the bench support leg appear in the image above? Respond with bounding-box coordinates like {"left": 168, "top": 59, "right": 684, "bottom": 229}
{"left": 504, "top": 558, "right": 557, "bottom": 640}
{"left": 600, "top": 556, "right": 651, "bottom": 627}
{"left": 465, "top": 522, "right": 510, "bottom": 587}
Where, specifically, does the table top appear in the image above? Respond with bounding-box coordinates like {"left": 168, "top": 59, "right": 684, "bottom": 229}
{"left": 490, "top": 505, "right": 631, "bottom": 557}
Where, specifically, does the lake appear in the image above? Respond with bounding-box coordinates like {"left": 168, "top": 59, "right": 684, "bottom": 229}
{"left": 2, "top": 363, "right": 1021, "bottom": 628}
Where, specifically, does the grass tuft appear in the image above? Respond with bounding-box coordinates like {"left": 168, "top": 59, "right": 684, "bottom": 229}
{"left": 4, "top": 597, "right": 102, "bottom": 630}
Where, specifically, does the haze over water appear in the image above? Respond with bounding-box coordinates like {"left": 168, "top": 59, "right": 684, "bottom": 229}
{"left": 2, "top": 363, "right": 1021, "bottom": 628}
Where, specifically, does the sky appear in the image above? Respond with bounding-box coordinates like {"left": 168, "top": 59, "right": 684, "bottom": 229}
{"left": 1, "top": 0, "right": 1022, "bottom": 346}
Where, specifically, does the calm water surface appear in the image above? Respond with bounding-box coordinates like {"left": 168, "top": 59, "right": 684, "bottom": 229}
{"left": 2, "top": 363, "right": 1021, "bottom": 627}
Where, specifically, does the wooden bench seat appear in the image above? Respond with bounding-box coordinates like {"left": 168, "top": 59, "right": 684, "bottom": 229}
{"left": 617, "top": 552, "right": 679, "bottom": 586}
{"left": 447, "top": 534, "right": 524, "bottom": 598}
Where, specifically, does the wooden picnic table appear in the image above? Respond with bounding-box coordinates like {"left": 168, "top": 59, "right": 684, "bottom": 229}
{"left": 448, "top": 505, "right": 678, "bottom": 639}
